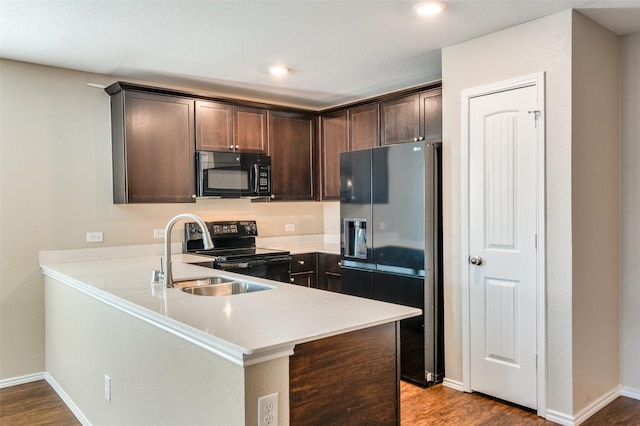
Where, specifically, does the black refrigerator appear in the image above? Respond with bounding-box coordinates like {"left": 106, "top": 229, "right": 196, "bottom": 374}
{"left": 339, "top": 140, "right": 443, "bottom": 386}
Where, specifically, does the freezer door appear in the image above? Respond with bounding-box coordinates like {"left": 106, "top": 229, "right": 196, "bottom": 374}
{"left": 340, "top": 149, "right": 373, "bottom": 265}
{"left": 372, "top": 141, "right": 435, "bottom": 276}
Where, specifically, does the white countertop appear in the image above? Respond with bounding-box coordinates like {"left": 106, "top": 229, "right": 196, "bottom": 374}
{"left": 40, "top": 249, "right": 419, "bottom": 367}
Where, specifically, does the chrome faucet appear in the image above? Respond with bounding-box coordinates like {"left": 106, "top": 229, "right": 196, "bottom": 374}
{"left": 153, "top": 214, "right": 213, "bottom": 288}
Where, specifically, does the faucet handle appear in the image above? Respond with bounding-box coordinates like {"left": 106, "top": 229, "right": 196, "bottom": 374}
{"left": 151, "top": 257, "right": 165, "bottom": 283}
{"left": 151, "top": 269, "right": 164, "bottom": 283}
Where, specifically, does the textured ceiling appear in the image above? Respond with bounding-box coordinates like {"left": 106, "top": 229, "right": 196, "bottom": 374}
{"left": 1, "top": 0, "right": 639, "bottom": 109}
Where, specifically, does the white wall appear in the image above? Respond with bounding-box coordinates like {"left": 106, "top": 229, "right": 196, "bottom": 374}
{"left": 571, "top": 12, "right": 620, "bottom": 412}
{"left": 620, "top": 31, "right": 640, "bottom": 395}
{"left": 442, "top": 10, "right": 575, "bottom": 415}
{"left": 0, "top": 59, "right": 329, "bottom": 381}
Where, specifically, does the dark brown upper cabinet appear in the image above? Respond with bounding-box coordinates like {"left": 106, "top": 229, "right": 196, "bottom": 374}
{"left": 349, "top": 103, "right": 379, "bottom": 151}
{"left": 268, "top": 111, "right": 316, "bottom": 201}
{"left": 234, "top": 105, "right": 267, "bottom": 153}
{"left": 109, "top": 90, "right": 196, "bottom": 204}
{"left": 381, "top": 88, "right": 442, "bottom": 145}
{"left": 419, "top": 89, "right": 443, "bottom": 144}
{"left": 195, "top": 101, "right": 267, "bottom": 153}
{"left": 195, "top": 100, "right": 233, "bottom": 151}
{"left": 319, "top": 103, "right": 380, "bottom": 200}
{"left": 320, "top": 110, "right": 348, "bottom": 200}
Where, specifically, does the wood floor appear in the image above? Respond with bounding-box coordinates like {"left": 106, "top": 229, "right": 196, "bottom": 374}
{"left": 400, "top": 381, "right": 640, "bottom": 426}
{"left": 1, "top": 380, "right": 639, "bottom": 425}
{"left": 0, "top": 380, "right": 79, "bottom": 425}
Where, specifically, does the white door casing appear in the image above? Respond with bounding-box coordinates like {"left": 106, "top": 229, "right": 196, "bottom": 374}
{"left": 460, "top": 73, "right": 546, "bottom": 415}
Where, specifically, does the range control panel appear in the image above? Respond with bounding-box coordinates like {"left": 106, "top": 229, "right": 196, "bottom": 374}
{"left": 185, "top": 220, "right": 258, "bottom": 241}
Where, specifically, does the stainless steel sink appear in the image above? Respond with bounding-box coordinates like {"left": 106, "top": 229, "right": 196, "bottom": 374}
{"left": 175, "top": 278, "right": 273, "bottom": 296}
{"left": 173, "top": 276, "right": 234, "bottom": 288}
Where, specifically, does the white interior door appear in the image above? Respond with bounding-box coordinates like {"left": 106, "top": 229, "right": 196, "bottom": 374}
{"left": 468, "top": 84, "right": 539, "bottom": 409}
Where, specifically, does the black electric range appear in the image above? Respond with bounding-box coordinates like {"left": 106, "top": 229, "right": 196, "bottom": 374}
{"left": 183, "top": 220, "right": 291, "bottom": 283}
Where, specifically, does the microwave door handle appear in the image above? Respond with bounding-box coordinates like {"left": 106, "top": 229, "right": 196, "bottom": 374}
{"left": 251, "top": 164, "right": 260, "bottom": 193}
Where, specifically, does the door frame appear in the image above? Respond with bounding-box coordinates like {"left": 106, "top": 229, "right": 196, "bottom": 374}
{"left": 460, "top": 72, "right": 547, "bottom": 416}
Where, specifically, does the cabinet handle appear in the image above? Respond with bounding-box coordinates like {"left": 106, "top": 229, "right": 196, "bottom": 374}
{"left": 229, "top": 145, "right": 234, "bottom": 150}
{"left": 298, "top": 260, "right": 305, "bottom": 266}
{"left": 191, "top": 194, "right": 196, "bottom": 199}
{"left": 235, "top": 145, "right": 240, "bottom": 149}
{"left": 290, "top": 278, "right": 294, "bottom": 283}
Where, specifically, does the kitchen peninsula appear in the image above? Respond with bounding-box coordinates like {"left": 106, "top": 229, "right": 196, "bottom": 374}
{"left": 40, "top": 246, "right": 420, "bottom": 425}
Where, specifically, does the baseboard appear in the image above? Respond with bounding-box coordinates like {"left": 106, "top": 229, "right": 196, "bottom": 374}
{"left": 546, "top": 385, "right": 622, "bottom": 426}
{"left": 545, "top": 409, "right": 574, "bottom": 426}
{"left": 0, "top": 372, "right": 46, "bottom": 388}
{"left": 44, "top": 373, "right": 92, "bottom": 426}
{"left": 442, "top": 377, "right": 464, "bottom": 392}
{"left": 621, "top": 386, "right": 640, "bottom": 400}
{"left": 573, "top": 385, "right": 621, "bottom": 425}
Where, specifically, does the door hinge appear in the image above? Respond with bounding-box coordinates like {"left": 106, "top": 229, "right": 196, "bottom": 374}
{"left": 528, "top": 110, "right": 541, "bottom": 128}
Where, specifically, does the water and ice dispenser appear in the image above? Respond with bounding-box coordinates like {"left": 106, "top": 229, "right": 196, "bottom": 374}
{"left": 343, "top": 218, "right": 368, "bottom": 259}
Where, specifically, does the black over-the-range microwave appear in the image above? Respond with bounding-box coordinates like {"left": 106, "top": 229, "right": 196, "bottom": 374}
{"left": 196, "top": 151, "right": 272, "bottom": 198}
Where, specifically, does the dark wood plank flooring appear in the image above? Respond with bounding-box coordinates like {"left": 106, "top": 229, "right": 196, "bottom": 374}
{"left": 2, "top": 379, "right": 639, "bottom": 425}
{"left": 0, "top": 380, "right": 79, "bottom": 425}
{"left": 401, "top": 381, "right": 553, "bottom": 425}
{"left": 401, "top": 381, "right": 640, "bottom": 425}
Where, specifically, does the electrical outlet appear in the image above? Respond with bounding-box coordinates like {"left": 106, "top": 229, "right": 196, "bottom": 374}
{"left": 258, "top": 393, "right": 278, "bottom": 426}
{"left": 285, "top": 223, "right": 295, "bottom": 232}
{"left": 104, "top": 375, "right": 111, "bottom": 402}
{"left": 87, "top": 232, "right": 104, "bottom": 243}
{"left": 153, "top": 229, "right": 164, "bottom": 239}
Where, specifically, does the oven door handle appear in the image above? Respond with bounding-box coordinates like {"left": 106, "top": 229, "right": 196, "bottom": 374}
{"left": 217, "top": 262, "right": 250, "bottom": 270}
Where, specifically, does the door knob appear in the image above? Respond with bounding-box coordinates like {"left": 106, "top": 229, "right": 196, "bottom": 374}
{"left": 469, "top": 256, "right": 483, "bottom": 265}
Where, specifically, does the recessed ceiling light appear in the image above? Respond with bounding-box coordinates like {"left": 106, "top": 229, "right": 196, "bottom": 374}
{"left": 268, "top": 65, "right": 291, "bottom": 76}
{"left": 414, "top": 1, "right": 447, "bottom": 16}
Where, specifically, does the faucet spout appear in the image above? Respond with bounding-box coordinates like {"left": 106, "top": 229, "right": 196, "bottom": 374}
{"left": 160, "top": 213, "right": 212, "bottom": 288}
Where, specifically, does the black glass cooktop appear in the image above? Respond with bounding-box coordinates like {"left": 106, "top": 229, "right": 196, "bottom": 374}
{"left": 194, "top": 247, "right": 289, "bottom": 260}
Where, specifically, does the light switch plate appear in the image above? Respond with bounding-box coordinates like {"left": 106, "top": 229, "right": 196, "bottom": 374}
{"left": 285, "top": 224, "right": 295, "bottom": 232}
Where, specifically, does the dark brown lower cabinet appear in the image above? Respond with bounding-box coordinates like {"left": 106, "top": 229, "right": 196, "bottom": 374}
{"left": 291, "top": 252, "right": 341, "bottom": 291}
{"left": 290, "top": 253, "right": 317, "bottom": 287}
{"left": 289, "top": 322, "right": 400, "bottom": 425}
{"left": 318, "top": 253, "right": 341, "bottom": 292}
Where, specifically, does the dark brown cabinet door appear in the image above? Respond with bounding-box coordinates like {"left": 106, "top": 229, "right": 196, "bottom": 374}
{"left": 318, "top": 253, "right": 341, "bottom": 292}
{"left": 320, "top": 110, "right": 348, "bottom": 200}
{"left": 420, "top": 89, "right": 442, "bottom": 143}
{"left": 268, "top": 111, "right": 316, "bottom": 200}
{"left": 349, "top": 103, "right": 379, "bottom": 151}
{"left": 234, "top": 106, "right": 267, "bottom": 153}
{"left": 290, "top": 253, "right": 317, "bottom": 287}
{"left": 114, "top": 91, "right": 195, "bottom": 203}
{"left": 381, "top": 94, "right": 420, "bottom": 145}
{"left": 195, "top": 100, "right": 233, "bottom": 151}
{"left": 381, "top": 89, "right": 442, "bottom": 145}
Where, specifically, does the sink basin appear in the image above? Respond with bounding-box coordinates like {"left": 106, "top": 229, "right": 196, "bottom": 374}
{"left": 173, "top": 276, "right": 234, "bottom": 289}
{"left": 178, "top": 280, "right": 273, "bottom": 296}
